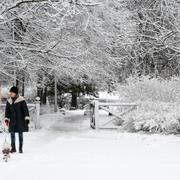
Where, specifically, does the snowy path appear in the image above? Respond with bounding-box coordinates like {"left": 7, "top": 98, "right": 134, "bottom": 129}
{"left": 0, "top": 111, "right": 180, "bottom": 180}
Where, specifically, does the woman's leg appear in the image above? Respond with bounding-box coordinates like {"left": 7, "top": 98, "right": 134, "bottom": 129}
{"left": 10, "top": 132, "right": 16, "bottom": 153}
{"left": 18, "top": 132, "right": 23, "bottom": 153}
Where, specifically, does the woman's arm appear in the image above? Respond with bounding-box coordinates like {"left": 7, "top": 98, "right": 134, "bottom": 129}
{"left": 22, "top": 100, "right": 30, "bottom": 121}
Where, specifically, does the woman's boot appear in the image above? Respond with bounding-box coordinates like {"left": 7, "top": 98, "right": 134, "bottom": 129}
{"left": 19, "top": 133, "right": 23, "bottom": 153}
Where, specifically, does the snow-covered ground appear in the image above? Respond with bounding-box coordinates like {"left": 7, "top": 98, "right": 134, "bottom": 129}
{"left": 0, "top": 110, "right": 180, "bottom": 180}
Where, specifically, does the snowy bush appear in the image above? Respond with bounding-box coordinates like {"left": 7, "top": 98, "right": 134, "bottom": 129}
{"left": 119, "top": 76, "right": 180, "bottom": 103}
{"left": 118, "top": 77, "right": 180, "bottom": 134}
{"left": 121, "top": 101, "right": 180, "bottom": 134}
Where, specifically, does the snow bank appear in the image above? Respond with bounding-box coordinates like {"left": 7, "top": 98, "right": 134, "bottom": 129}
{"left": 118, "top": 76, "right": 180, "bottom": 134}
{"left": 98, "top": 91, "right": 120, "bottom": 100}
{"left": 39, "top": 110, "right": 90, "bottom": 132}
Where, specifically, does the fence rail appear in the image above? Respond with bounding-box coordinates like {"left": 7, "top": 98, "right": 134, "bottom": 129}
{"left": 90, "top": 100, "right": 137, "bottom": 129}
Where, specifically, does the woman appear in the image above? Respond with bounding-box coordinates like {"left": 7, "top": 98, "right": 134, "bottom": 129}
{"left": 4, "top": 86, "right": 30, "bottom": 153}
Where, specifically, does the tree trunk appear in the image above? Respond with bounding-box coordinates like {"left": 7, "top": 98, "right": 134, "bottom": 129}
{"left": 22, "top": 74, "right": 25, "bottom": 96}
{"left": 42, "top": 87, "right": 47, "bottom": 104}
{"left": 16, "top": 79, "right": 19, "bottom": 88}
{"left": 54, "top": 75, "right": 58, "bottom": 112}
{"left": 37, "top": 87, "right": 43, "bottom": 104}
{"left": 70, "top": 91, "right": 77, "bottom": 110}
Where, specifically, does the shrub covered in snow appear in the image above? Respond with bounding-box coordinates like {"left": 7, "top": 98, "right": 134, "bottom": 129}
{"left": 119, "top": 76, "right": 180, "bottom": 103}
{"left": 121, "top": 101, "right": 180, "bottom": 134}
{"left": 118, "top": 76, "right": 180, "bottom": 134}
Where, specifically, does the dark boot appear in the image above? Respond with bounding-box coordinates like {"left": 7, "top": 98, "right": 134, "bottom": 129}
{"left": 19, "top": 144, "right": 23, "bottom": 154}
{"left": 19, "top": 133, "right": 23, "bottom": 153}
{"left": 11, "top": 144, "right": 16, "bottom": 153}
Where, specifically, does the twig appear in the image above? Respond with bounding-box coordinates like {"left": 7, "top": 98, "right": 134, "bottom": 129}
{"left": 1, "top": 0, "right": 48, "bottom": 15}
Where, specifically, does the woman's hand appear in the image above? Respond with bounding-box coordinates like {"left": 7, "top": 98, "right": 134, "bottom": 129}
{"left": 4, "top": 119, "right": 9, "bottom": 126}
{"left": 25, "top": 119, "right": 30, "bottom": 125}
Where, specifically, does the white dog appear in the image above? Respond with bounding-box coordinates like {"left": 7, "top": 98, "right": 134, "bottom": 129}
{"left": 2, "top": 140, "right": 11, "bottom": 162}
{"left": 1, "top": 122, "right": 11, "bottom": 162}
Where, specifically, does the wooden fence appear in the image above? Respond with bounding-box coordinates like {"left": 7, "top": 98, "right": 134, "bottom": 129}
{"left": 90, "top": 100, "right": 137, "bottom": 129}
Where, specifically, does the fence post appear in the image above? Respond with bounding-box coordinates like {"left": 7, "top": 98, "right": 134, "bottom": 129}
{"left": 90, "top": 102, "right": 95, "bottom": 129}
{"left": 35, "top": 97, "right": 40, "bottom": 129}
{"left": 94, "top": 101, "right": 99, "bottom": 129}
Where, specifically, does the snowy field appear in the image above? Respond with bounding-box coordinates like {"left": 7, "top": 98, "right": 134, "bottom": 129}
{"left": 0, "top": 110, "right": 180, "bottom": 180}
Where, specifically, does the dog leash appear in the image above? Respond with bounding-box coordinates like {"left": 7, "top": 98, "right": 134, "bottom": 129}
{"left": 1, "top": 120, "right": 9, "bottom": 144}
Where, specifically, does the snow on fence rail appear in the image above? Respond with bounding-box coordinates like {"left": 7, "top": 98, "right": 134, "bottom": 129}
{"left": 90, "top": 100, "right": 137, "bottom": 129}
{"left": 0, "top": 100, "right": 40, "bottom": 129}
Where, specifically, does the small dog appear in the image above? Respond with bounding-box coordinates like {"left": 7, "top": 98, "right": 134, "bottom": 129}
{"left": 2, "top": 140, "right": 11, "bottom": 162}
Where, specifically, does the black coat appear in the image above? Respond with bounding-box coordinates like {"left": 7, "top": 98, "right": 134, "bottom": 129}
{"left": 5, "top": 96, "right": 30, "bottom": 133}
